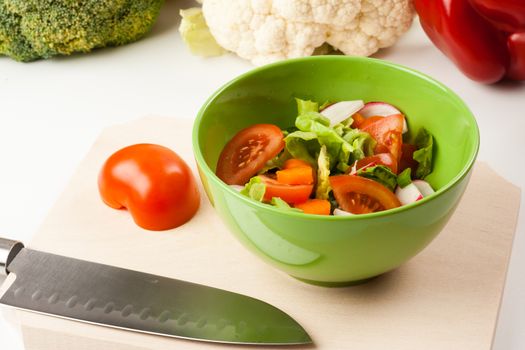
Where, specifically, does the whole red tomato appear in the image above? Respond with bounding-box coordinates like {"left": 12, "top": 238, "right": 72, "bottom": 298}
{"left": 98, "top": 144, "right": 200, "bottom": 231}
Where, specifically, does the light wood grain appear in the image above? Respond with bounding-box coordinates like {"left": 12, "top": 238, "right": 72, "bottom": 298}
{"left": 12, "top": 117, "right": 521, "bottom": 350}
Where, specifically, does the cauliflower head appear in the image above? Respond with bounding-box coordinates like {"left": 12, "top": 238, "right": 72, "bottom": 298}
{"left": 201, "top": 0, "right": 415, "bottom": 65}
{"left": 0, "top": 0, "right": 164, "bottom": 62}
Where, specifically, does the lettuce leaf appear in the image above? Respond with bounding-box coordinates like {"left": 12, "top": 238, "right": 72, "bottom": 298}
{"left": 397, "top": 168, "right": 412, "bottom": 188}
{"left": 295, "top": 111, "right": 331, "bottom": 128}
{"left": 343, "top": 129, "right": 376, "bottom": 161}
{"left": 240, "top": 176, "right": 266, "bottom": 202}
{"left": 285, "top": 99, "right": 377, "bottom": 173}
{"left": 413, "top": 128, "right": 434, "bottom": 179}
{"left": 284, "top": 131, "right": 320, "bottom": 166}
{"left": 258, "top": 149, "right": 292, "bottom": 174}
{"left": 315, "top": 145, "right": 331, "bottom": 200}
{"left": 294, "top": 112, "right": 358, "bottom": 172}
{"left": 357, "top": 165, "right": 397, "bottom": 192}
{"left": 271, "top": 197, "right": 302, "bottom": 212}
{"left": 296, "top": 98, "right": 319, "bottom": 114}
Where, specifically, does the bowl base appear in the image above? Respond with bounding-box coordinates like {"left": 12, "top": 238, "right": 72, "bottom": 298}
{"left": 293, "top": 276, "right": 378, "bottom": 287}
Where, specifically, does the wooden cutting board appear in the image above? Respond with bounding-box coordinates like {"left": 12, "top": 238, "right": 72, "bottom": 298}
{"left": 6, "top": 117, "right": 521, "bottom": 350}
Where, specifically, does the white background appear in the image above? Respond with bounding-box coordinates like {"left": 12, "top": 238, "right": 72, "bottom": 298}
{"left": 0, "top": 1, "right": 524, "bottom": 349}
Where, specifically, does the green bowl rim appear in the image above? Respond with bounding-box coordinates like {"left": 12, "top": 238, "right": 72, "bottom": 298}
{"left": 192, "top": 56, "right": 480, "bottom": 221}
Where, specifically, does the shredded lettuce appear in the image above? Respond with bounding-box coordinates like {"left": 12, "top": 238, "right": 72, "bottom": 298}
{"left": 343, "top": 129, "right": 376, "bottom": 161}
{"left": 413, "top": 128, "right": 434, "bottom": 179}
{"left": 271, "top": 197, "right": 302, "bottom": 212}
{"left": 258, "top": 149, "right": 291, "bottom": 174}
{"left": 283, "top": 131, "right": 320, "bottom": 166}
{"left": 295, "top": 111, "right": 331, "bottom": 128}
{"left": 357, "top": 165, "right": 398, "bottom": 192}
{"left": 295, "top": 98, "right": 319, "bottom": 114}
{"left": 316, "top": 145, "right": 331, "bottom": 200}
{"left": 240, "top": 176, "right": 266, "bottom": 202}
{"left": 293, "top": 112, "right": 361, "bottom": 172}
{"left": 397, "top": 168, "right": 412, "bottom": 188}
{"left": 287, "top": 99, "right": 376, "bottom": 172}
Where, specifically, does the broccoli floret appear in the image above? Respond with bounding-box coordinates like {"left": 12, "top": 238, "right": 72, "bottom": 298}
{"left": 0, "top": 0, "right": 164, "bottom": 62}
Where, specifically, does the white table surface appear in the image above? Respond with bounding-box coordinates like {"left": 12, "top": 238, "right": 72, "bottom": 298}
{"left": 0, "top": 1, "right": 523, "bottom": 349}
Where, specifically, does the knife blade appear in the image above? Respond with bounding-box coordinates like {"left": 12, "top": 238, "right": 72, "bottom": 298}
{"left": 0, "top": 238, "right": 311, "bottom": 345}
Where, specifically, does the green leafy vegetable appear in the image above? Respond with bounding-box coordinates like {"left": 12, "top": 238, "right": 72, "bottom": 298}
{"left": 258, "top": 150, "right": 291, "bottom": 174}
{"left": 282, "top": 126, "right": 299, "bottom": 136}
{"left": 343, "top": 129, "right": 377, "bottom": 161}
{"left": 413, "top": 128, "right": 434, "bottom": 179}
{"left": 296, "top": 98, "right": 319, "bottom": 114}
{"left": 271, "top": 197, "right": 302, "bottom": 212}
{"left": 284, "top": 131, "right": 320, "bottom": 166}
{"left": 293, "top": 111, "right": 365, "bottom": 172}
{"left": 283, "top": 98, "right": 377, "bottom": 173}
{"left": 357, "top": 165, "right": 398, "bottom": 191}
{"left": 316, "top": 145, "right": 331, "bottom": 200}
{"left": 397, "top": 168, "right": 412, "bottom": 188}
{"left": 295, "top": 111, "right": 331, "bottom": 128}
{"left": 240, "top": 177, "right": 266, "bottom": 202}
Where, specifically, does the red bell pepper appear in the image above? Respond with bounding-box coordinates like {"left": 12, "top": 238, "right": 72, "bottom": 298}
{"left": 414, "top": 0, "right": 525, "bottom": 83}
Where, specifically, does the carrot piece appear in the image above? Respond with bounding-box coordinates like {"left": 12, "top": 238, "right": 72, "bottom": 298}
{"left": 276, "top": 167, "right": 314, "bottom": 185}
{"left": 351, "top": 113, "right": 366, "bottom": 128}
{"left": 283, "top": 158, "right": 311, "bottom": 169}
{"left": 294, "top": 199, "right": 331, "bottom": 215}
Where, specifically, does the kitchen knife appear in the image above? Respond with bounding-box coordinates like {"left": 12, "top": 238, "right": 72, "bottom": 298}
{"left": 0, "top": 238, "right": 311, "bottom": 345}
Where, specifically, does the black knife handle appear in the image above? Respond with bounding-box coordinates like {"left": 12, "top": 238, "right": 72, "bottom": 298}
{"left": 0, "top": 238, "right": 24, "bottom": 276}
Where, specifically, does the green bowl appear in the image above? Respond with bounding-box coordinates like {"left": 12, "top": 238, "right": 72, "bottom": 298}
{"left": 192, "top": 56, "right": 479, "bottom": 286}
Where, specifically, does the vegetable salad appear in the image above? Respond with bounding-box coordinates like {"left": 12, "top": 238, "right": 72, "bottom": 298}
{"left": 216, "top": 98, "right": 435, "bottom": 215}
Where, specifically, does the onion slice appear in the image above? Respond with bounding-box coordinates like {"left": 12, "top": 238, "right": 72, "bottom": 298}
{"left": 320, "top": 100, "right": 365, "bottom": 127}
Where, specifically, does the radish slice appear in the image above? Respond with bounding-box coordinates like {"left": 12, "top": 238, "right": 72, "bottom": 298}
{"left": 334, "top": 208, "right": 354, "bottom": 216}
{"left": 358, "top": 102, "right": 408, "bottom": 133}
{"left": 320, "top": 100, "right": 364, "bottom": 127}
{"left": 230, "top": 185, "right": 244, "bottom": 192}
{"left": 348, "top": 161, "right": 358, "bottom": 175}
{"left": 359, "top": 102, "right": 401, "bottom": 117}
{"left": 413, "top": 180, "right": 435, "bottom": 197}
{"left": 395, "top": 183, "right": 424, "bottom": 205}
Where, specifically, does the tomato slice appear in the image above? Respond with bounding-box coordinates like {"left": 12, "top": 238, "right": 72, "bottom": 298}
{"left": 329, "top": 175, "right": 401, "bottom": 214}
{"left": 399, "top": 143, "right": 419, "bottom": 174}
{"left": 356, "top": 116, "right": 384, "bottom": 130}
{"left": 355, "top": 153, "right": 398, "bottom": 174}
{"left": 259, "top": 175, "right": 313, "bottom": 204}
{"left": 216, "top": 124, "right": 284, "bottom": 185}
{"left": 361, "top": 114, "right": 405, "bottom": 162}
